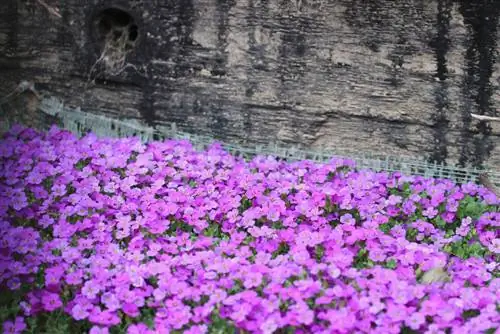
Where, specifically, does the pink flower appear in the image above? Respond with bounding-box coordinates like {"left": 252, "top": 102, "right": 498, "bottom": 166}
{"left": 297, "top": 308, "right": 315, "bottom": 325}
{"left": 260, "top": 318, "right": 279, "bottom": 334}
{"left": 127, "top": 323, "right": 153, "bottom": 334}
{"left": 243, "top": 272, "right": 263, "bottom": 289}
{"left": 184, "top": 324, "right": 208, "bottom": 334}
{"left": 230, "top": 303, "right": 252, "bottom": 322}
{"left": 88, "top": 309, "right": 121, "bottom": 326}
{"left": 122, "top": 302, "right": 140, "bottom": 318}
{"left": 328, "top": 264, "right": 341, "bottom": 279}
{"left": 406, "top": 312, "right": 426, "bottom": 330}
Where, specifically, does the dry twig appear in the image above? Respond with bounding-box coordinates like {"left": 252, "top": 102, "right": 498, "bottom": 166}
{"left": 470, "top": 113, "right": 500, "bottom": 122}
{"left": 35, "top": 0, "right": 62, "bottom": 18}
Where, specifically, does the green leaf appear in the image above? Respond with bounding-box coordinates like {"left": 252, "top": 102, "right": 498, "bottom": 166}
{"left": 379, "top": 222, "right": 393, "bottom": 234}
{"left": 209, "top": 310, "right": 237, "bottom": 334}
{"left": 74, "top": 157, "right": 92, "bottom": 171}
{"left": 384, "top": 259, "right": 397, "bottom": 269}
{"left": 315, "top": 244, "right": 325, "bottom": 262}
{"left": 272, "top": 242, "right": 290, "bottom": 259}
{"left": 462, "top": 309, "right": 480, "bottom": 320}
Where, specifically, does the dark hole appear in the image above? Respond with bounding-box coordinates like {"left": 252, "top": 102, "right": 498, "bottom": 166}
{"left": 128, "top": 25, "right": 138, "bottom": 41}
{"left": 98, "top": 17, "right": 112, "bottom": 36}
{"left": 95, "top": 7, "right": 139, "bottom": 48}
{"left": 112, "top": 30, "right": 123, "bottom": 41}
{"left": 99, "top": 8, "right": 132, "bottom": 27}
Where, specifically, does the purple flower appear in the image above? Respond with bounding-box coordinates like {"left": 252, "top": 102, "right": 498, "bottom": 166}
{"left": 184, "top": 324, "right": 208, "bottom": 334}
{"left": 122, "top": 302, "right": 140, "bottom": 318}
{"left": 82, "top": 280, "right": 101, "bottom": 299}
{"left": 11, "top": 192, "right": 28, "bottom": 211}
{"left": 422, "top": 207, "right": 438, "bottom": 219}
{"left": 71, "top": 303, "right": 90, "bottom": 320}
{"left": 101, "top": 292, "right": 121, "bottom": 311}
{"left": 41, "top": 292, "right": 63, "bottom": 311}
{"left": 1, "top": 126, "right": 498, "bottom": 333}
{"left": 2, "top": 317, "right": 26, "bottom": 334}
{"left": 127, "top": 323, "right": 153, "bottom": 334}
{"left": 89, "top": 326, "right": 110, "bottom": 334}
{"left": 340, "top": 213, "right": 356, "bottom": 225}
{"left": 45, "top": 265, "right": 64, "bottom": 286}
{"left": 88, "top": 309, "right": 121, "bottom": 326}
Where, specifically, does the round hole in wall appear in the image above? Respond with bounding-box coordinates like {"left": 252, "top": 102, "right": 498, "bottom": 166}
{"left": 94, "top": 8, "right": 138, "bottom": 46}
{"left": 99, "top": 8, "right": 132, "bottom": 28}
{"left": 91, "top": 7, "right": 139, "bottom": 75}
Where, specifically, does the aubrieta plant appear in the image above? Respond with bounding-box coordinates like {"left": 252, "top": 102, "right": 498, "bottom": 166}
{"left": 0, "top": 125, "right": 498, "bottom": 334}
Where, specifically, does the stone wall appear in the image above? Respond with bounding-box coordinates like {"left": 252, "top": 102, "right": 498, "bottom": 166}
{"left": 1, "top": 0, "right": 499, "bottom": 168}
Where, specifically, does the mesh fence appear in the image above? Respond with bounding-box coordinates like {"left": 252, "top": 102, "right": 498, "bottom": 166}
{"left": 3, "top": 96, "right": 493, "bottom": 186}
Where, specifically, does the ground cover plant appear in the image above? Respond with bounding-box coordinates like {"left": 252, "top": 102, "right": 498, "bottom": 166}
{"left": 0, "top": 125, "right": 499, "bottom": 334}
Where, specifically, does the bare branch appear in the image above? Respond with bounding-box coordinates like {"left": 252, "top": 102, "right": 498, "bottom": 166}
{"left": 470, "top": 113, "right": 500, "bottom": 122}
{"left": 36, "top": 0, "right": 62, "bottom": 18}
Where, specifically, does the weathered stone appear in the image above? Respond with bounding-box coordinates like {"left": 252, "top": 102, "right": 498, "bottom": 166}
{"left": 1, "top": 0, "right": 499, "bottom": 168}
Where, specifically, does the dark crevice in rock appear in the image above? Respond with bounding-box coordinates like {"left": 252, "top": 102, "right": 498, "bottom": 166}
{"left": 3, "top": 0, "right": 19, "bottom": 72}
{"left": 429, "top": 0, "right": 453, "bottom": 165}
{"left": 458, "top": 0, "right": 499, "bottom": 168}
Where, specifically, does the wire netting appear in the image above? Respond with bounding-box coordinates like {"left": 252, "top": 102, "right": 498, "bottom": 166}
{"left": 3, "top": 96, "right": 496, "bottom": 186}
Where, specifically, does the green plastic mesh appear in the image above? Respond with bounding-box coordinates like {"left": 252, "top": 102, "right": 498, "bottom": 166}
{"left": 5, "top": 96, "right": 496, "bottom": 186}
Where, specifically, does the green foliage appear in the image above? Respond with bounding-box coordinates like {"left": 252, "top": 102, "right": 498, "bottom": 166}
{"left": 272, "top": 242, "right": 290, "bottom": 259}
{"left": 383, "top": 258, "right": 398, "bottom": 270}
{"left": 461, "top": 309, "right": 480, "bottom": 320}
{"left": 23, "top": 311, "right": 92, "bottom": 334}
{"left": 127, "top": 151, "right": 139, "bottom": 164}
{"left": 112, "top": 167, "right": 127, "bottom": 178}
{"left": 74, "top": 158, "right": 92, "bottom": 171}
{"left": 443, "top": 239, "right": 488, "bottom": 260}
{"left": 42, "top": 177, "right": 54, "bottom": 192}
{"left": 272, "top": 221, "right": 285, "bottom": 230}
{"left": 353, "top": 248, "right": 374, "bottom": 269}
{"left": 0, "top": 290, "right": 22, "bottom": 326}
{"left": 228, "top": 279, "right": 244, "bottom": 295}
{"left": 203, "top": 222, "right": 229, "bottom": 239}
{"left": 208, "top": 311, "right": 237, "bottom": 334}
{"left": 314, "top": 244, "right": 325, "bottom": 262}
{"left": 165, "top": 219, "right": 195, "bottom": 236}
{"left": 324, "top": 197, "right": 337, "bottom": 215}
{"left": 139, "top": 308, "right": 155, "bottom": 329}
{"left": 379, "top": 222, "right": 393, "bottom": 234}
{"left": 388, "top": 182, "right": 412, "bottom": 198}
{"left": 405, "top": 227, "right": 418, "bottom": 242}
{"left": 457, "top": 196, "right": 489, "bottom": 220}
{"left": 400, "top": 326, "right": 419, "bottom": 334}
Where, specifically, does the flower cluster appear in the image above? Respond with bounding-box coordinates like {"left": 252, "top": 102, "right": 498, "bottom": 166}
{"left": 0, "top": 125, "right": 498, "bottom": 334}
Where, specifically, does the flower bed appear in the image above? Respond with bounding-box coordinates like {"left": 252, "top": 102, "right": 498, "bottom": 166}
{"left": 0, "top": 125, "right": 498, "bottom": 334}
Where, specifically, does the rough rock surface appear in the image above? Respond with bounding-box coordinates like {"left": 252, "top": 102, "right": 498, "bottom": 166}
{"left": 1, "top": 0, "right": 499, "bottom": 168}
